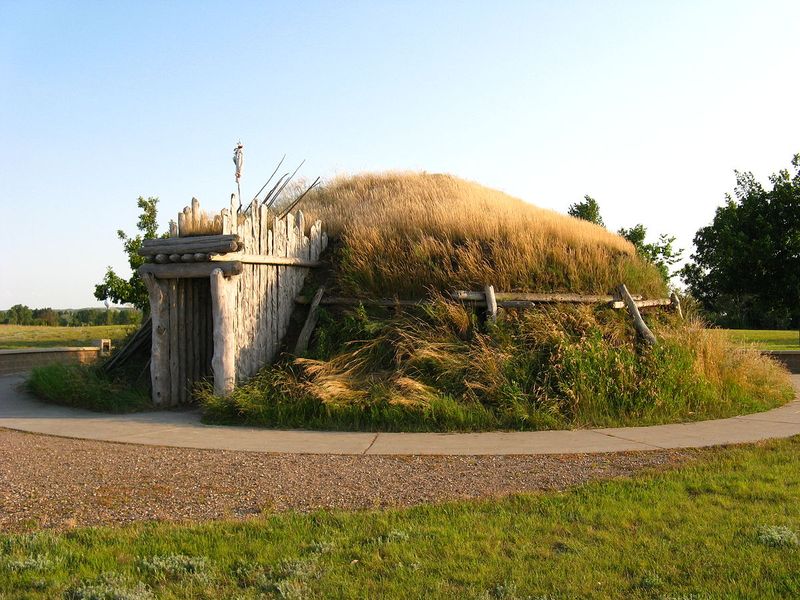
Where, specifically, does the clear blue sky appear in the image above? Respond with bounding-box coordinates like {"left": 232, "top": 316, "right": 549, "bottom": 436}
{"left": 1, "top": 1, "right": 798, "bottom": 309}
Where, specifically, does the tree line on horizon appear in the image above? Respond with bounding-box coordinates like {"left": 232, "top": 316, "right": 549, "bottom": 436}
{"left": 0, "top": 305, "right": 143, "bottom": 327}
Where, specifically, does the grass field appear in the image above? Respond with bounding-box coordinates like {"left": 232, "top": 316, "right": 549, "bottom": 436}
{"left": 0, "top": 325, "right": 135, "bottom": 350}
{"left": 725, "top": 329, "right": 800, "bottom": 351}
{"left": 2, "top": 438, "right": 799, "bottom": 598}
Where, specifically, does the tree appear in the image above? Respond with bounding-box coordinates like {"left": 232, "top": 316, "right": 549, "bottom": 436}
{"left": 94, "top": 196, "right": 163, "bottom": 313}
{"left": 682, "top": 154, "right": 800, "bottom": 328}
{"left": 5, "top": 304, "right": 33, "bottom": 325}
{"left": 568, "top": 195, "right": 605, "bottom": 226}
{"left": 618, "top": 224, "right": 683, "bottom": 284}
{"left": 32, "top": 307, "right": 58, "bottom": 326}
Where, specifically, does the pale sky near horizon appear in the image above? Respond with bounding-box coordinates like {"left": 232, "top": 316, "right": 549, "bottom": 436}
{"left": 1, "top": 1, "right": 799, "bottom": 309}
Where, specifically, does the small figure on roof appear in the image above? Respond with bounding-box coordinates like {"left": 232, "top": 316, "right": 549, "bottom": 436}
{"left": 233, "top": 140, "right": 244, "bottom": 213}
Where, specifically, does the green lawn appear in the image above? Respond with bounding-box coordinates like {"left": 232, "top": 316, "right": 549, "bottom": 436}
{"left": 2, "top": 438, "right": 800, "bottom": 599}
{"left": 0, "top": 325, "right": 135, "bottom": 350}
{"left": 725, "top": 329, "right": 800, "bottom": 351}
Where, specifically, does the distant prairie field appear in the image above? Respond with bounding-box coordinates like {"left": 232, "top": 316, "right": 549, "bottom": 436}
{"left": 726, "top": 329, "right": 800, "bottom": 351}
{"left": 0, "top": 324, "right": 134, "bottom": 349}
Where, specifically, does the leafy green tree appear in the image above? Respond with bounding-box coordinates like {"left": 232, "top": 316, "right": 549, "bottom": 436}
{"left": 618, "top": 224, "right": 683, "bottom": 284}
{"left": 682, "top": 154, "right": 800, "bottom": 328}
{"left": 32, "top": 307, "right": 58, "bottom": 326}
{"left": 6, "top": 304, "right": 33, "bottom": 325}
{"left": 94, "top": 196, "right": 163, "bottom": 313}
{"left": 568, "top": 195, "right": 605, "bottom": 226}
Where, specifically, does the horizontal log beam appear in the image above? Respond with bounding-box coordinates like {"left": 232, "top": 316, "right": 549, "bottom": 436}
{"left": 295, "top": 294, "right": 671, "bottom": 310}
{"left": 450, "top": 291, "right": 643, "bottom": 303}
{"left": 209, "top": 253, "right": 322, "bottom": 267}
{"left": 294, "top": 296, "right": 428, "bottom": 307}
{"left": 627, "top": 298, "right": 673, "bottom": 308}
{"left": 139, "top": 261, "right": 242, "bottom": 279}
{"left": 139, "top": 234, "right": 241, "bottom": 257}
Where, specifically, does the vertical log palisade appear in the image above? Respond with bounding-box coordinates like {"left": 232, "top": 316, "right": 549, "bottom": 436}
{"left": 139, "top": 198, "right": 327, "bottom": 406}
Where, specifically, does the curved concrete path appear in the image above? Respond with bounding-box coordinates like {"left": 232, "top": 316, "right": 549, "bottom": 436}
{"left": 2, "top": 374, "right": 800, "bottom": 455}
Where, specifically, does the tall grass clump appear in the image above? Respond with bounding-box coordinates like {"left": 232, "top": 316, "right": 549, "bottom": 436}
{"left": 200, "top": 301, "right": 792, "bottom": 431}
{"left": 27, "top": 363, "right": 151, "bottom": 413}
{"left": 300, "top": 172, "right": 667, "bottom": 298}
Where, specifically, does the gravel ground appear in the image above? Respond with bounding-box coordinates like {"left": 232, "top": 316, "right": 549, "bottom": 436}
{"left": 0, "top": 428, "right": 693, "bottom": 532}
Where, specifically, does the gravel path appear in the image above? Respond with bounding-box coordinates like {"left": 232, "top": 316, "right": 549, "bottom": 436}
{"left": 0, "top": 428, "right": 692, "bottom": 532}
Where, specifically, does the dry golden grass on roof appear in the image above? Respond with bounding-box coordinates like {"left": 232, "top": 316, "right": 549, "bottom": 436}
{"left": 301, "top": 172, "right": 667, "bottom": 297}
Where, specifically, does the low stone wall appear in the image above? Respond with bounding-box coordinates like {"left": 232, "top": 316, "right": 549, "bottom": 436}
{"left": 764, "top": 350, "right": 800, "bottom": 374}
{"left": 0, "top": 347, "right": 102, "bottom": 376}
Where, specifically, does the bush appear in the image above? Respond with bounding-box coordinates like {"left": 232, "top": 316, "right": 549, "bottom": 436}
{"left": 27, "top": 363, "right": 151, "bottom": 413}
{"left": 757, "top": 525, "right": 800, "bottom": 548}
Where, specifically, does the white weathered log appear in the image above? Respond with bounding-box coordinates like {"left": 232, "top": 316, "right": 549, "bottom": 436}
{"left": 484, "top": 285, "right": 497, "bottom": 324}
{"left": 182, "top": 206, "right": 191, "bottom": 236}
{"left": 275, "top": 215, "right": 288, "bottom": 344}
{"left": 209, "top": 253, "right": 322, "bottom": 267}
{"left": 191, "top": 198, "right": 200, "bottom": 232}
{"left": 221, "top": 208, "right": 231, "bottom": 235}
{"left": 452, "top": 291, "right": 641, "bottom": 303}
{"left": 294, "top": 285, "right": 326, "bottom": 355}
{"left": 139, "top": 235, "right": 240, "bottom": 257}
{"left": 618, "top": 284, "right": 657, "bottom": 345}
{"left": 169, "top": 220, "right": 178, "bottom": 237}
{"left": 210, "top": 268, "right": 236, "bottom": 396}
{"left": 670, "top": 291, "right": 683, "bottom": 319}
{"left": 139, "top": 261, "right": 242, "bottom": 279}
{"left": 268, "top": 229, "right": 277, "bottom": 363}
{"left": 294, "top": 296, "right": 428, "bottom": 307}
{"left": 177, "top": 212, "right": 186, "bottom": 237}
{"left": 168, "top": 279, "right": 180, "bottom": 403}
{"left": 177, "top": 279, "right": 186, "bottom": 403}
{"left": 142, "top": 273, "right": 170, "bottom": 406}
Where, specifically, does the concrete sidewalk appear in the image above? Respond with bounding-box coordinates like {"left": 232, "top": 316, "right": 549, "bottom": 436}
{"left": 2, "top": 374, "right": 799, "bottom": 455}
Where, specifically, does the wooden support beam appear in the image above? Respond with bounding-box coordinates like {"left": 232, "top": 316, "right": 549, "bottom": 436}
{"left": 210, "top": 268, "right": 236, "bottom": 396}
{"left": 451, "top": 291, "right": 643, "bottom": 303}
{"left": 670, "top": 291, "right": 683, "bottom": 319}
{"left": 484, "top": 285, "right": 497, "bottom": 324}
{"left": 141, "top": 273, "right": 171, "bottom": 406}
{"left": 618, "top": 284, "right": 657, "bottom": 345}
{"left": 209, "top": 253, "right": 321, "bottom": 267}
{"left": 294, "top": 285, "right": 326, "bottom": 355}
{"left": 294, "top": 296, "right": 428, "bottom": 307}
{"left": 294, "top": 294, "right": 668, "bottom": 310}
{"left": 139, "top": 261, "right": 242, "bottom": 280}
{"left": 139, "top": 234, "right": 241, "bottom": 257}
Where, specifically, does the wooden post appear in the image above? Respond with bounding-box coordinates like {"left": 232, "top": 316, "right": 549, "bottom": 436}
{"left": 191, "top": 197, "right": 200, "bottom": 232}
{"left": 168, "top": 279, "right": 180, "bottom": 404}
{"left": 617, "top": 284, "right": 657, "bottom": 346}
{"left": 484, "top": 284, "right": 497, "bottom": 324}
{"left": 294, "top": 285, "right": 326, "bottom": 355}
{"left": 670, "top": 291, "right": 683, "bottom": 320}
{"left": 142, "top": 273, "right": 171, "bottom": 405}
{"left": 210, "top": 268, "right": 236, "bottom": 396}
